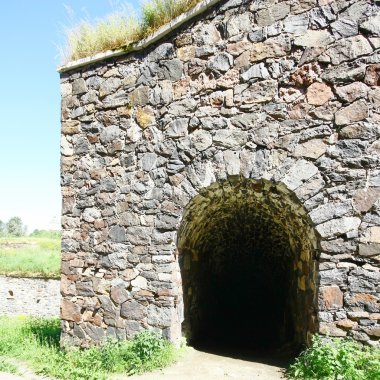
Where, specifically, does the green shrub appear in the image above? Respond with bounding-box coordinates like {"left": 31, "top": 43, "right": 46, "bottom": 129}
{"left": 0, "top": 358, "right": 18, "bottom": 374}
{"left": 0, "top": 317, "right": 177, "bottom": 380}
{"left": 30, "top": 230, "right": 61, "bottom": 239}
{"left": 288, "top": 335, "right": 380, "bottom": 380}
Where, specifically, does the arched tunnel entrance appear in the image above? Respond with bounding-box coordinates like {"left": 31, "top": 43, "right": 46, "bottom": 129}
{"left": 177, "top": 179, "right": 318, "bottom": 352}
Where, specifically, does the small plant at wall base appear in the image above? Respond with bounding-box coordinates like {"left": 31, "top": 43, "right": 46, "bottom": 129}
{"left": 0, "top": 317, "right": 178, "bottom": 380}
{"left": 287, "top": 335, "right": 380, "bottom": 380}
{"left": 63, "top": 0, "right": 202, "bottom": 62}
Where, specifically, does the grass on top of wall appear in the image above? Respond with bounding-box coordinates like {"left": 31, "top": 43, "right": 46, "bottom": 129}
{"left": 0, "top": 237, "right": 60, "bottom": 279}
{"left": 63, "top": 0, "right": 202, "bottom": 63}
{"left": 0, "top": 316, "right": 178, "bottom": 380}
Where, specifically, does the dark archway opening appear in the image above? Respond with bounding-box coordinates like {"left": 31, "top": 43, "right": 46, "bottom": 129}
{"left": 194, "top": 210, "right": 295, "bottom": 350}
{"left": 178, "top": 179, "right": 317, "bottom": 355}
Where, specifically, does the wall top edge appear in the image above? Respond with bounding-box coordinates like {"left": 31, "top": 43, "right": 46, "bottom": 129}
{"left": 57, "top": 0, "right": 222, "bottom": 74}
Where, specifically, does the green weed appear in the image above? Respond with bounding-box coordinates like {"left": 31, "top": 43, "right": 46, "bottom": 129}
{"left": 288, "top": 335, "right": 380, "bottom": 380}
{"left": 0, "top": 358, "right": 18, "bottom": 374}
{"left": 0, "top": 317, "right": 177, "bottom": 380}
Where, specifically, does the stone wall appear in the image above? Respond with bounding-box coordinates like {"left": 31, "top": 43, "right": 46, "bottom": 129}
{"left": 60, "top": 0, "right": 380, "bottom": 348}
{"left": 0, "top": 276, "right": 60, "bottom": 317}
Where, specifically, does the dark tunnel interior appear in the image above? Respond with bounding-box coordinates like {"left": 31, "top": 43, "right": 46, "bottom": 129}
{"left": 178, "top": 180, "right": 317, "bottom": 354}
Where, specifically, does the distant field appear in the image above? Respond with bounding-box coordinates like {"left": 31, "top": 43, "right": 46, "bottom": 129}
{"left": 0, "top": 237, "right": 60, "bottom": 279}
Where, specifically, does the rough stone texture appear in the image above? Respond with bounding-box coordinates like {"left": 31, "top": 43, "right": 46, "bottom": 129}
{"left": 306, "top": 82, "right": 334, "bottom": 105}
{"left": 60, "top": 0, "right": 380, "bottom": 348}
{"left": 0, "top": 276, "right": 60, "bottom": 317}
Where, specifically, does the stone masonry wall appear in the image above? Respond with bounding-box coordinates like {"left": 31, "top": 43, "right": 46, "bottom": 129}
{"left": 0, "top": 276, "right": 60, "bottom": 317}
{"left": 60, "top": 0, "right": 380, "bottom": 347}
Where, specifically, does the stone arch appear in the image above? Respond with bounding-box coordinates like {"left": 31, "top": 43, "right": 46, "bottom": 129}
{"left": 177, "top": 177, "right": 319, "bottom": 350}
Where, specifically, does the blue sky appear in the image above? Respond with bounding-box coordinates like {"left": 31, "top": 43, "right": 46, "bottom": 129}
{"left": 0, "top": 1, "right": 138, "bottom": 232}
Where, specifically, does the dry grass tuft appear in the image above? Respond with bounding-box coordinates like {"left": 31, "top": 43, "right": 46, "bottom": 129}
{"left": 63, "top": 0, "right": 202, "bottom": 63}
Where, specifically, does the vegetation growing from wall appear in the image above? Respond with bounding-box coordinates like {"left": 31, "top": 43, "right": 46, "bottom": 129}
{"left": 63, "top": 0, "right": 202, "bottom": 62}
{"left": 288, "top": 335, "right": 380, "bottom": 380}
{"left": 0, "top": 317, "right": 178, "bottom": 380}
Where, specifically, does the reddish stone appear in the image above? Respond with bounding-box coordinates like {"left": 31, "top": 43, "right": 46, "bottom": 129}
{"left": 157, "top": 288, "right": 175, "bottom": 297}
{"left": 137, "top": 290, "right": 154, "bottom": 297}
{"left": 336, "top": 82, "right": 369, "bottom": 103}
{"left": 335, "top": 99, "right": 369, "bottom": 125}
{"left": 94, "top": 219, "right": 106, "bottom": 229}
{"left": 319, "top": 286, "right": 343, "bottom": 310}
{"left": 307, "top": 82, "right": 334, "bottom": 105}
{"left": 365, "top": 64, "right": 380, "bottom": 86}
{"left": 353, "top": 187, "right": 380, "bottom": 212}
{"left": 173, "top": 78, "right": 190, "bottom": 99}
{"left": 226, "top": 40, "right": 252, "bottom": 56}
{"left": 288, "top": 103, "right": 312, "bottom": 119}
{"left": 291, "top": 63, "right": 321, "bottom": 87}
{"left": 110, "top": 285, "right": 128, "bottom": 304}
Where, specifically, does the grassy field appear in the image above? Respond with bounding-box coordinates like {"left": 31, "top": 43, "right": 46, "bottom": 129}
{"left": 0, "top": 237, "right": 60, "bottom": 279}
{"left": 0, "top": 316, "right": 177, "bottom": 380}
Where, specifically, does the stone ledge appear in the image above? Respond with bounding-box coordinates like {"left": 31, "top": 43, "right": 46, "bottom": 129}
{"left": 57, "top": 0, "right": 222, "bottom": 74}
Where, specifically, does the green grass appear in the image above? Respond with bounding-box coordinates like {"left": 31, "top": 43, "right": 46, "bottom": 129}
{"left": 0, "top": 237, "right": 61, "bottom": 279}
{"left": 0, "top": 358, "right": 18, "bottom": 374}
{"left": 63, "top": 0, "right": 202, "bottom": 63}
{"left": 287, "top": 335, "right": 380, "bottom": 380}
{"left": 0, "top": 316, "right": 178, "bottom": 380}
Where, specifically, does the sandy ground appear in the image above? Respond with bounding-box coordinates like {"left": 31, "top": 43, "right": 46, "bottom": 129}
{"left": 1, "top": 347, "right": 288, "bottom": 380}
{"left": 115, "top": 347, "right": 288, "bottom": 380}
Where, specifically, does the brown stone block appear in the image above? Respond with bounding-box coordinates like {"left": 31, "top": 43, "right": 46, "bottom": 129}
{"left": 177, "top": 46, "right": 196, "bottom": 61}
{"left": 175, "top": 33, "right": 192, "bottom": 47}
{"left": 336, "top": 318, "right": 357, "bottom": 330}
{"left": 319, "top": 286, "right": 343, "bottom": 310}
{"left": 345, "top": 293, "right": 379, "bottom": 310}
{"left": 366, "top": 326, "right": 380, "bottom": 337}
{"left": 61, "top": 299, "right": 81, "bottom": 322}
{"left": 62, "top": 120, "right": 80, "bottom": 135}
{"left": 319, "top": 322, "right": 347, "bottom": 337}
{"left": 347, "top": 311, "right": 370, "bottom": 320}
{"left": 87, "top": 134, "right": 99, "bottom": 144}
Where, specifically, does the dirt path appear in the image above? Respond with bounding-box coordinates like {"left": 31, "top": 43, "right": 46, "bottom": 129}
{"left": 115, "top": 347, "right": 288, "bottom": 380}
{"left": 1, "top": 347, "right": 288, "bottom": 380}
